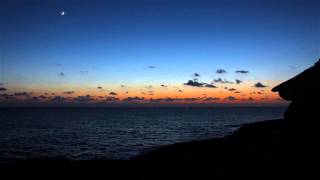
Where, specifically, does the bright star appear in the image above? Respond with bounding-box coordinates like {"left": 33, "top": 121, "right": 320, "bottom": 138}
{"left": 60, "top": 11, "right": 65, "bottom": 16}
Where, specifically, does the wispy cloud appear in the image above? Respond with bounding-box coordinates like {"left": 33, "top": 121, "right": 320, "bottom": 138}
{"left": 79, "top": 70, "right": 89, "bottom": 74}
{"left": 0, "top": 93, "right": 15, "bottom": 100}
{"left": 14, "top": 92, "right": 30, "bottom": 97}
{"left": 214, "top": 78, "right": 233, "bottom": 84}
{"left": 235, "top": 70, "right": 249, "bottom": 74}
{"left": 63, "top": 91, "right": 75, "bottom": 95}
{"left": 39, "top": 95, "right": 47, "bottom": 99}
{"left": 225, "top": 96, "right": 237, "bottom": 101}
{"left": 123, "top": 96, "right": 145, "bottom": 102}
{"left": 204, "top": 84, "right": 217, "bottom": 88}
{"left": 145, "top": 85, "right": 153, "bottom": 89}
{"left": 204, "top": 97, "right": 220, "bottom": 101}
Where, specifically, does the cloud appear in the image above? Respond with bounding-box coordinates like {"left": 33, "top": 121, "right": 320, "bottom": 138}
{"left": 216, "top": 69, "right": 227, "bottom": 74}
{"left": 26, "top": 96, "right": 41, "bottom": 102}
{"left": 148, "top": 66, "right": 156, "bottom": 69}
{"left": 214, "top": 78, "right": 233, "bottom": 84}
{"left": 183, "top": 98, "right": 199, "bottom": 102}
{"left": 204, "top": 97, "right": 220, "bottom": 101}
{"left": 79, "top": 70, "right": 89, "bottom": 74}
{"left": 145, "top": 85, "right": 153, "bottom": 89}
{"left": 150, "top": 97, "right": 205, "bottom": 103}
{"left": 254, "top": 82, "right": 267, "bottom": 88}
{"left": 184, "top": 80, "right": 205, "bottom": 87}
{"left": 14, "top": 92, "right": 30, "bottom": 97}
{"left": 120, "top": 85, "right": 125, "bottom": 88}
{"left": 63, "top": 91, "right": 75, "bottom": 95}
{"left": 162, "top": 98, "right": 175, "bottom": 102}
{"left": 161, "top": 84, "right": 168, "bottom": 88}
{"left": 150, "top": 97, "right": 178, "bottom": 103}
{"left": 59, "top": 72, "right": 65, "bottom": 76}
{"left": 178, "top": 89, "right": 183, "bottom": 92}
{"left": 51, "top": 96, "right": 67, "bottom": 103}
{"left": 109, "top": 92, "right": 117, "bottom": 96}
{"left": 0, "top": 87, "right": 6, "bottom": 91}
{"left": 204, "top": 84, "right": 217, "bottom": 88}
{"left": 235, "top": 79, "right": 242, "bottom": 84}
{"left": 234, "top": 91, "right": 241, "bottom": 94}
{"left": 97, "top": 86, "right": 103, "bottom": 90}
{"left": 0, "top": 93, "right": 15, "bottom": 100}
{"left": 193, "top": 73, "right": 200, "bottom": 77}
{"left": 104, "top": 96, "right": 120, "bottom": 102}
{"left": 184, "top": 80, "right": 217, "bottom": 88}
{"left": 123, "top": 96, "right": 145, "bottom": 102}
{"left": 39, "top": 95, "right": 47, "bottom": 99}
{"left": 74, "top": 95, "right": 93, "bottom": 102}
{"left": 235, "top": 70, "right": 249, "bottom": 74}
{"left": 225, "top": 96, "right": 237, "bottom": 101}
{"left": 228, "top": 88, "right": 236, "bottom": 91}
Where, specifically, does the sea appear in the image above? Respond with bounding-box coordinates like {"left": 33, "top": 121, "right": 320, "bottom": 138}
{"left": 0, "top": 107, "right": 286, "bottom": 163}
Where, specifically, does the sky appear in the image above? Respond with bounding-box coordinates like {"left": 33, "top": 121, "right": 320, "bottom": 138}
{"left": 0, "top": 0, "right": 319, "bottom": 106}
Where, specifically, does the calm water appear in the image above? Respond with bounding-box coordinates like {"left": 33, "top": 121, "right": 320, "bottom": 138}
{"left": 0, "top": 107, "right": 286, "bottom": 162}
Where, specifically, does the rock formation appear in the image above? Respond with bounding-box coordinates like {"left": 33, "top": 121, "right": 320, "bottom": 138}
{"left": 272, "top": 59, "right": 320, "bottom": 121}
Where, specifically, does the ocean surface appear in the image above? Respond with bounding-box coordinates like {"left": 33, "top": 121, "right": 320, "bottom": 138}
{"left": 0, "top": 107, "right": 286, "bottom": 162}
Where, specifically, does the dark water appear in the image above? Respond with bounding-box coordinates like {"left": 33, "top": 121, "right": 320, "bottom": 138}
{"left": 0, "top": 107, "right": 286, "bottom": 162}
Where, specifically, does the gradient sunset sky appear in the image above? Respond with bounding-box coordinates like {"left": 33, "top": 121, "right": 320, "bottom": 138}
{"left": 0, "top": 0, "right": 319, "bottom": 106}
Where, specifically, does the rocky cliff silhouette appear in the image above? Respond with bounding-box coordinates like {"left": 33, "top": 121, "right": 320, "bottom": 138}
{"left": 272, "top": 59, "right": 320, "bottom": 121}
{"left": 1, "top": 60, "right": 319, "bottom": 179}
